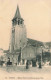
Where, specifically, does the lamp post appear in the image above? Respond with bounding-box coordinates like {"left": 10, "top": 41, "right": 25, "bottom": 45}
{"left": 39, "top": 46, "right": 43, "bottom": 68}
{"left": 49, "top": 48, "right": 51, "bottom": 65}
{"left": 48, "top": 44, "right": 51, "bottom": 65}
{"left": 41, "top": 46, "right": 43, "bottom": 66}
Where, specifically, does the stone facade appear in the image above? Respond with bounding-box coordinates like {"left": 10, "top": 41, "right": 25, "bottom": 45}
{"left": 9, "top": 5, "right": 27, "bottom": 53}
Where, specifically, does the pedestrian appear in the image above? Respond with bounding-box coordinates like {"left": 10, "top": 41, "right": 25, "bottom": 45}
{"left": 38, "top": 61, "right": 42, "bottom": 68}
{"left": 26, "top": 60, "right": 29, "bottom": 69}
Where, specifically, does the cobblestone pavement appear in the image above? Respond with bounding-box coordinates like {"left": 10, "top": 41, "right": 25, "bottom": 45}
{"left": 0, "top": 65, "right": 51, "bottom": 80}
{"left": 0, "top": 65, "right": 51, "bottom": 73}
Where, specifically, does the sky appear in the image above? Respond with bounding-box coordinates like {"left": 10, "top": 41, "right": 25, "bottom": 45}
{"left": 0, "top": 0, "right": 51, "bottom": 49}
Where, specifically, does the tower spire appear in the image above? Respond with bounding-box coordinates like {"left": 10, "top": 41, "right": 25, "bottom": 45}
{"left": 12, "top": 5, "right": 24, "bottom": 26}
{"left": 15, "top": 5, "right": 21, "bottom": 18}
{"left": 13, "top": 5, "right": 21, "bottom": 20}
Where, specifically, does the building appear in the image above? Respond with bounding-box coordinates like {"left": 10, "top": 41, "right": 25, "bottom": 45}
{"left": 9, "top": 5, "right": 27, "bottom": 53}
{"left": 5, "top": 5, "right": 43, "bottom": 65}
{"left": 5, "top": 5, "right": 27, "bottom": 65}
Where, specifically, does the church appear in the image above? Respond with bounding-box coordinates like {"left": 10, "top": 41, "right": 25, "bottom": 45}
{"left": 10, "top": 5, "right": 27, "bottom": 53}
{"left": 5, "top": 5, "right": 27, "bottom": 65}
{"left": 5, "top": 5, "right": 43, "bottom": 66}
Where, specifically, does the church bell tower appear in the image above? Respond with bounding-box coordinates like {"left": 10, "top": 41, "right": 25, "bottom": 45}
{"left": 10, "top": 5, "right": 27, "bottom": 53}
{"left": 12, "top": 5, "right": 24, "bottom": 26}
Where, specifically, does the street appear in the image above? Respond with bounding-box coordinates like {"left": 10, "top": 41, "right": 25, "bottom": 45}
{"left": 0, "top": 65, "right": 51, "bottom": 80}
{"left": 0, "top": 64, "right": 51, "bottom": 73}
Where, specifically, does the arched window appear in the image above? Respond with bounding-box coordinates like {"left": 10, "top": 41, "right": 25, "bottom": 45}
{"left": 21, "top": 20, "right": 22, "bottom": 24}
{"left": 18, "top": 20, "right": 20, "bottom": 25}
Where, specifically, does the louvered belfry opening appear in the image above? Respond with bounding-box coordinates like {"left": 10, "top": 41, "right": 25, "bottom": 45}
{"left": 12, "top": 5, "right": 24, "bottom": 26}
